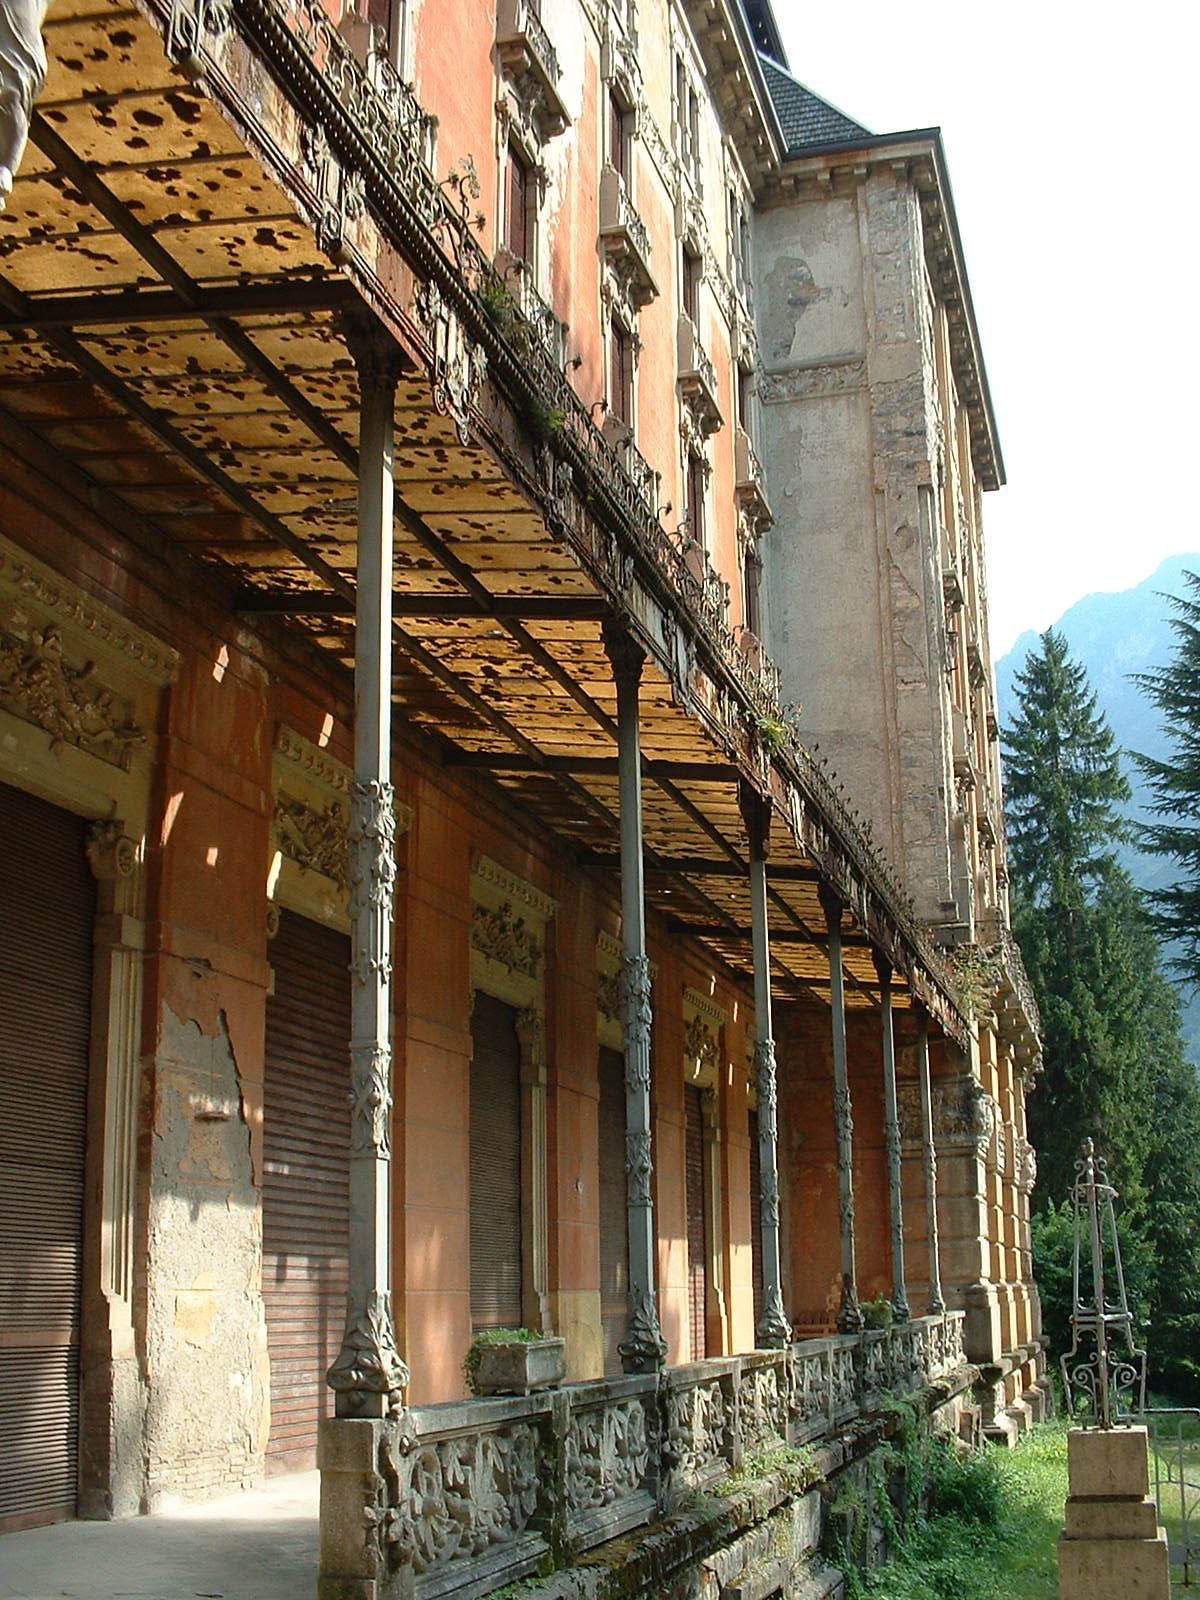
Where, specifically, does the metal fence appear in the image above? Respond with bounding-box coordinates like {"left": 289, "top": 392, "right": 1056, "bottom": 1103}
{"left": 1142, "top": 1408, "right": 1200, "bottom": 1586}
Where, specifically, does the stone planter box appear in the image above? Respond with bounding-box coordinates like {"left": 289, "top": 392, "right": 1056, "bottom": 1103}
{"left": 473, "top": 1337, "right": 566, "bottom": 1396}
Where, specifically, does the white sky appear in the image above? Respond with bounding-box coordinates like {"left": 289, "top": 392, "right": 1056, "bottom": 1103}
{"left": 774, "top": 2, "right": 1199, "bottom": 657}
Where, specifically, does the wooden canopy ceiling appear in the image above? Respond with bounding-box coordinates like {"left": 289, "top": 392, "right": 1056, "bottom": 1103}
{"left": 0, "top": 0, "right": 964, "bottom": 1031}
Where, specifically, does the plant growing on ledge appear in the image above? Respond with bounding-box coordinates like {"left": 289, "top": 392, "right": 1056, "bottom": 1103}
{"left": 950, "top": 944, "right": 1000, "bottom": 1023}
{"left": 860, "top": 1293, "right": 894, "bottom": 1331}
{"left": 751, "top": 714, "right": 789, "bottom": 753}
{"left": 527, "top": 401, "right": 565, "bottom": 442}
{"left": 480, "top": 276, "right": 518, "bottom": 329}
{"left": 462, "top": 1328, "right": 566, "bottom": 1396}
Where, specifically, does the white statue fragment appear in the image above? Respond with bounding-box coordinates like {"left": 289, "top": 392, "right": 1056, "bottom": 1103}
{"left": 0, "top": 0, "right": 50, "bottom": 210}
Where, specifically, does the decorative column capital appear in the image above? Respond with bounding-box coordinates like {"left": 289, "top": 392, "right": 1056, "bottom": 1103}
{"left": 340, "top": 311, "right": 406, "bottom": 395}
{"left": 818, "top": 882, "right": 843, "bottom": 932}
{"left": 738, "top": 780, "right": 772, "bottom": 862}
{"left": 872, "top": 947, "right": 892, "bottom": 989}
{"left": 602, "top": 621, "right": 646, "bottom": 690}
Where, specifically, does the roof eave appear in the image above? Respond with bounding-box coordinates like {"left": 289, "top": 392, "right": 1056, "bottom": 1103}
{"left": 683, "top": 0, "right": 788, "bottom": 184}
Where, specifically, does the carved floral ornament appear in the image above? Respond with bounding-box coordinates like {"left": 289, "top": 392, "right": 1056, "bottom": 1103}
{"left": 271, "top": 727, "right": 412, "bottom": 897}
{"left": 682, "top": 1013, "right": 720, "bottom": 1083}
{"left": 0, "top": 539, "right": 176, "bottom": 773}
{"left": 472, "top": 901, "right": 543, "bottom": 980}
{"left": 470, "top": 856, "right": 555, "bottom": 985}
{"left": 274, "top": 791, "right": 351, "bottom": 889}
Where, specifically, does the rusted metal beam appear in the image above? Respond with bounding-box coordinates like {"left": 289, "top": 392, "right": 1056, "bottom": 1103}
{"left": 0, "top": 279, "right": 359, "bottom": 331}
{"left": 235, "top": 590, "right": 608, "bottom": 621}
{"left": 580, "top": 850, "right": 818, "bottom": 880}
{"left": 448, "top": 756, "right": 741, "bottom": 781}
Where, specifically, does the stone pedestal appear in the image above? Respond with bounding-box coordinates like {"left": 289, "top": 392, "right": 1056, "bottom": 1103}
{"left": 1058, "top": 1427, "right": 1169, "bottom": 1600}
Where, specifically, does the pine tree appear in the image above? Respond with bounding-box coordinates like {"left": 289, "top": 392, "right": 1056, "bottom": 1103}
{"left": 1134, "top": 570, "right": 1200, "bottom": 984}
{"left": 1003, "top": 627, "right": 1130, "bottom": 910}
{"left": 1002, "top": 631, "right": 1139, "bottom": 1202}
{"left": 1004, "top": 632, "right": 1200, "bottom": 1393}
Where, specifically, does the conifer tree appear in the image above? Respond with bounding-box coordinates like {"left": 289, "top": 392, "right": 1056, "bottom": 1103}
{"left": 1004, "top": 629, "right": 1200, "bottom": 1394}
{"left": 1134, "top": 570, "right": 1200, "bottom": 984}
{"left": 1001, "top": 631, "right": 1138, "bottom": 1202}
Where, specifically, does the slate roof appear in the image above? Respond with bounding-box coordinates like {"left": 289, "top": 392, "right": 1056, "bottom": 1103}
{"left": 760, "top": 56, "right": 871, "bottom": 151}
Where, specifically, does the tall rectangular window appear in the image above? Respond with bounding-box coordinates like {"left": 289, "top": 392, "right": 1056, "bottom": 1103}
{"left": 687, "top": 455, "right": 706, "bottom": 550}
{"left": 608, "top": 90, "right": 627, "bottom": 179}
{"left": 609, "top": 323, "right": 632, "bottom": 425}
{"left": 682, "top": 246, "right": 702, "bottom": 324}
{"left": 504, "top": 142, "right": 532, "bottom": 265}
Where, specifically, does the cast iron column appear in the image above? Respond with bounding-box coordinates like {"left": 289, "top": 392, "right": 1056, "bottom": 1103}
{"left": 820, "top": 884, "right": 861, "bottom": 1332}
{"left": 874, "top": 950, "right": 910, "bottom": 1321}
{"left": 326, "top": 320, "right": 408, "bottom": 1418}
{"left": 741, "top": 786, "right": 792, "bottom": 1349}
{"left": 604, "top": 622, "right": 667, "bottom": 1374}
{"left": 917, "top": 1009, "right": 945, "bottom": 1314}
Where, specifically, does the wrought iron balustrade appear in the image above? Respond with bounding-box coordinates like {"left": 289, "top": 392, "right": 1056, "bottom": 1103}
{"left": 355, "top": 1316, "right": 966, "bottom": 1597}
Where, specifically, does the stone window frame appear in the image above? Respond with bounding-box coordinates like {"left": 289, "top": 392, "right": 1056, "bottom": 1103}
{"left": 0, "top": 533, "right": 178, "bottom": 1517}
{"left": 469, "top": 854, "right": 557, "bottom": 1333}
{"left": 682, "top": 984, "right": 729, "bottom": 1354}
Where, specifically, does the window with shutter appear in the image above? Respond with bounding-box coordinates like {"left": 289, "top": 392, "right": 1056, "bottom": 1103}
{"left": 0, "top": 783, "right": 94, "bottom": 1531}
{"left": 598, "top": 1046, "right": 628, "bottom": 1375}
{"left": 262, "top": 910, "right": 351, "bottom": 1473}
{"left": 469, "top": 992, "right": 523, "bottom": 1329}
{"left": 685, "top": 1084, "right": 708, "bottom": 1361}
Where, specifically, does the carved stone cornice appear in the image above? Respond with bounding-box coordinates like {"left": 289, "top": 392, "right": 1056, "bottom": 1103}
{"left": 470, "top": 854, "right": 556, "bottom": 923}
{"left": 683, "top": 985, "right": 727, "bottom": 1029}
{"left": 275, "top": 724, "right": 353, "bottom": 795}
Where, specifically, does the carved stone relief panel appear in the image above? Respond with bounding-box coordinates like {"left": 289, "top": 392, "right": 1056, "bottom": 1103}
{"left": 931, "top": 1074, "right": 997, "bottom": 1159}
{"left": 0, "top": 534, "right": 176, "bottom": 791}
{"left": 271, "top": 726, "right": 413, "bottom": 934}
{"left": 596, "top": 929, "right": 623, "bottom": 1052}
{"left": 681, "top": 986, "right": 726, "bottom": 1091}
{"left": 469, "top": 854, "right": 556, "bottom": 1012}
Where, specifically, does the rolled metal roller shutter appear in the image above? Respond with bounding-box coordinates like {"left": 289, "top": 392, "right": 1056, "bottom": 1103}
{"left": 262, "top": 910, "right": 351, "bottom": 1473}
{"left": 685, "top": 1084, "right": 708, "bottom": 1361}
{"left": 469, "top": 993, "right": 522, "bottom": 1331}
{"left": 598, "top": 1046, "right": 628, "bottom": 1376}
{"left": 0, "top": 784, "right": 94, "bottom": 1531}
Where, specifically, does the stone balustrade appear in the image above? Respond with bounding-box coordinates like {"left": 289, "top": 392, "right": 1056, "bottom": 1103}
{"left": 321, "top": 1314, "right": 967, "bottom": 1599}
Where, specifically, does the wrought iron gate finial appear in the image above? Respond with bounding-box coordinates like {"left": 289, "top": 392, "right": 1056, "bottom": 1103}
{"left": 1060, "top": 1137, "right": 1147, "bottom": 1428}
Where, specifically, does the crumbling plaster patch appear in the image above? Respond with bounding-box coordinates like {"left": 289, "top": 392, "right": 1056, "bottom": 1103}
{"left": 143, "top": 1003, "right": 268, "bottom": 1509}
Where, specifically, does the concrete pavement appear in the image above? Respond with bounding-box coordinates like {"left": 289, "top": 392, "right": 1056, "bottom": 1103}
{"left": 0, "top": 1473, "right": 318, "bottom": 1600}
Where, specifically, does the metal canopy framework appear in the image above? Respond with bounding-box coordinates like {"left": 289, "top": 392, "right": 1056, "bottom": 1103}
{"left": 0, "top": 0, "right": 970, "bottom": 1041}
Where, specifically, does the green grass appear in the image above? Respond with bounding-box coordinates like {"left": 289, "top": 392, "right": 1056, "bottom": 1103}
{"left": 846, "top": 1422, "right": 1069, "bottom": 1600}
